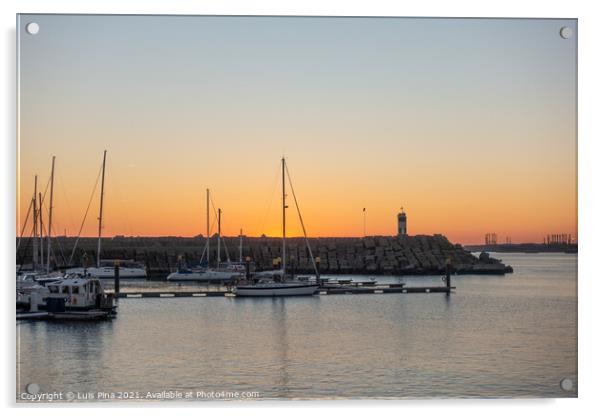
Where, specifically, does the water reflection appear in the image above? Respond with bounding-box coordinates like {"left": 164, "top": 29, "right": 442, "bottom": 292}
{"left": 17, "top": 254, "right": 577, "bottom": 400}
{"left": 271, "top": 298, "right": 289, "bottom": 396}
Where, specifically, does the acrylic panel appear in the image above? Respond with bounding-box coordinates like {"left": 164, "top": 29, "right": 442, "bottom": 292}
{"left": 16, "top": 14, "right": 577, "bottom": 402}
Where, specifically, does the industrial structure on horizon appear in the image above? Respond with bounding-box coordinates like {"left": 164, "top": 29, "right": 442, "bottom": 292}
{"left": 544, "top": 234, "right": 572, "bottom": 245}
{"left": 484, "top": 232, "right": 574, "bottom": 246}
{"left": 485, "top": 233, "right": 498, "bottom": 245}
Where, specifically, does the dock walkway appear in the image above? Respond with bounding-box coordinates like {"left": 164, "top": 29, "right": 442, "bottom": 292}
{"left": 107, "top": 284, "right": 454, "bottom": 298}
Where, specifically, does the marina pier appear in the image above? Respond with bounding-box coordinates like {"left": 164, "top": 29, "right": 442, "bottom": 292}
{"left": 105, "top": 282, "right": 455, "bottom": 299}
{"left": 103, "top": 261, "right": 456, "bottom": 298}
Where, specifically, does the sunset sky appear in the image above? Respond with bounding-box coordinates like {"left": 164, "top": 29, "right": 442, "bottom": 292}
{"left": 17, "top": 15, "right": 577, "bottom": 245}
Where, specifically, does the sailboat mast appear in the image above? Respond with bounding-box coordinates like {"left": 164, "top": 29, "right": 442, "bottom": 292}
{"left": 97, "top": 150, "right": 107, "bottom": 268}
{"left": 39, "top": 191, "right": 44, "bottom": 269}
{"left": 206, "top": 188, "right": 210, "bottom": 265}
{"left": 239, "top": 228, "right": 243, "bottom": 263}
{"left": 217, "top": 208, "right": 221, "bottom": 266}
{"left": 284, "top": 161, "right": 320, "bottom": 279}
{"left": 46, "top": 156, "right": 55, "bottom": 274}
{"left": 282, "top": 157, "right": 286, "bottom": 274}
{"left": 32, "top": 175, "right": 38, "bottom": 270}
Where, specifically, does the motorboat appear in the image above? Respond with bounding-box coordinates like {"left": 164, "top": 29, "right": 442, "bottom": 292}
{"left": 17, "top": 272, "right": 116, "bottom": 316}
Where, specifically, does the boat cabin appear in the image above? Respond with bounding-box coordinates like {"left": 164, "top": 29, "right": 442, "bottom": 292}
{"left": 46, "top": 277, "right": 114, "bottom": 310}
{"left": 99, "top": 259, "right": 145, "bottom": 269}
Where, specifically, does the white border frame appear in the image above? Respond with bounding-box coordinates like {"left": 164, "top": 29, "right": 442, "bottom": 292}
{"left": 2, "top": 1, "right": 600, "bottom": 415}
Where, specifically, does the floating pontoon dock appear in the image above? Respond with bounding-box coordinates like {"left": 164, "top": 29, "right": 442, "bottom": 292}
{"left": 106, "top": 283, "right": 455, "bottom": 298}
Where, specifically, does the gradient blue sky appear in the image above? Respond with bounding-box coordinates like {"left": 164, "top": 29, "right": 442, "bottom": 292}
{"left": 18, "top": 15, "right": 577, "bottom": 243}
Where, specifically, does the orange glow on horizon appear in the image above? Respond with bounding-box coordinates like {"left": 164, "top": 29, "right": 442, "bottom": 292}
{"left": 17, "top": 155, "right": 577, "bottom": 246}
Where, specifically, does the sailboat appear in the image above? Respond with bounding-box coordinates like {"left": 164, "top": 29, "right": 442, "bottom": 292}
{"left": 16, "top": 157, "right": 65, "bottom": 283}
{"left": 167, "top": 189, "right": 244, "bottom": 282}
{"left": 66, "top": 151, "right": 147, "bottom": 279}
{"left": 233, "top": 158, "right": 320, "bottom": 297}
{"left": 17, "top": 155, "right": 117, "bottom": 316}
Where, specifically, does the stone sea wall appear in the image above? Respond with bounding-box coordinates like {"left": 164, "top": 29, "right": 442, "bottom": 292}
{"left": 17, "top": 234, "right": 513, "bottom": 277}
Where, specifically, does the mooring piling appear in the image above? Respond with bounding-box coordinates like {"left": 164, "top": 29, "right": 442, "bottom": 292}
{"left": 446, "top": 260, "right": 451, "bottom": 289}
{"left": 245, "top": 256, "right": 251, "bottom": 279}
{"left": 114, "top": 261, "right": 120, "bottom": 295}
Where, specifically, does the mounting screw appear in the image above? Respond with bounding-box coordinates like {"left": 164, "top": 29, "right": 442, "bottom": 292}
{"left": 26, "top": 22, "right": 40, "bottom": 35}
{"left": 559, "top": 27, "right": 573, "bottom": 39}
{"left": 560, "top": 378, "right": 574, "bottom": 391}
{"left": 26, "top": 383, "right": 40, "bottom": 394}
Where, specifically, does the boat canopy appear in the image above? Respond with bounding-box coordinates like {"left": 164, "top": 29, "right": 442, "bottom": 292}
{"left": 46, "top": 278, "right": 102, "bottom": 295}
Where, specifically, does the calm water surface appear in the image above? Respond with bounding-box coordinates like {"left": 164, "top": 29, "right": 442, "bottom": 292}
{"left": 17, "top": 253, "right": 577, "bottom": 400}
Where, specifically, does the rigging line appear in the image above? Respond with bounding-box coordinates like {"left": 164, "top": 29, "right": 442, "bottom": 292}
{"left": 198, "top": 214, "right": 219, "bottom": 264}
{"left": 34, "top": 174, "right": 53, "bottom": 238}
{"left": 258, "top": 162, "right": 281, "bottom": 235}
{"left": 37, "top": 175, "right": 51, "bottom": 207}
{"left": 27, "top": 216, "right": 58, "bottom": 272}
{"left": 210, "top": 215, "right": 217, "bottom": 236}
{"left": 18, "top": 175, "right": 49, "bottom": 249}
{"left": 40, "top": 197, "right": 69, "bottom": 267}
{"left": 208, "top": 196, "right": 231, "bottom": 264}
{"left": 285, "top": 162, "right": 320, "bottom": 277}
{"left": 36, "top": 214, "right": 65, "bottom": 270}
{"left": 208, "top": 194, "right": 220, "bottom": 235}
{"left": 39, "top": 190, "right": 69, "bottom": 264}
{"left": 210, "top": 194, "right": 219, "bottom": 219}
{"left": 205, "top": 196, "right": 218, "bottom": 236}
{"left": 108, "top": 159, "right": 137, "bottom": 239}
{"left": 16, "top": 198, "right": 34, "bottom": 252}
{"left": 57, "top": 171, "right": 76, "bottom": 235}
{"left": 36, "top": 168, "right": 55, "bottom": 222}
{"left": 198, "top": 238, "right": 208, "bottom": 264}
{"left": 221, "top": 234, "right": 232, "bottom": 264}
{"left": 16, "top": 227, "right": 35, "bottom": 271}
{"left": 53, "top": 234, "right": 68, "bottom": 267}
{"left": 198, "top": 193, "right": 209, "bottom": 264}
{"left": 199, "top": 215, "right": 218, "bottom": 264}
{"left": 68, "top": 163, "right": 103, "bottom": 265}
{"left": 201, "top": 209, "right": 218, "bottom": 243}
{"left": 104, "top": 158, "right": 153, "bottom": 257}
{"left": 53, "top": 234, "right": 69, "bottom": 268}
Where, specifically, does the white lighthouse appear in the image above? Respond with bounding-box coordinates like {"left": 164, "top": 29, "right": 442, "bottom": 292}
{"left": 397, "top": 207, "right": 407, "bottom": 236}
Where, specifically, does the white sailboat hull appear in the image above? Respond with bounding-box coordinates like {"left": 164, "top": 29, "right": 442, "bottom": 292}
{"left": 234, "top": 283, "right": 318, "bottom": 297}
{"left": 166, "top": 269, "right": 241, "bottom": 282}
{"left": 254, "top": 269, "right": 285, "bottom": 278}
{"left": 66, "top": 267, "right": 147, "bottom": 279}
